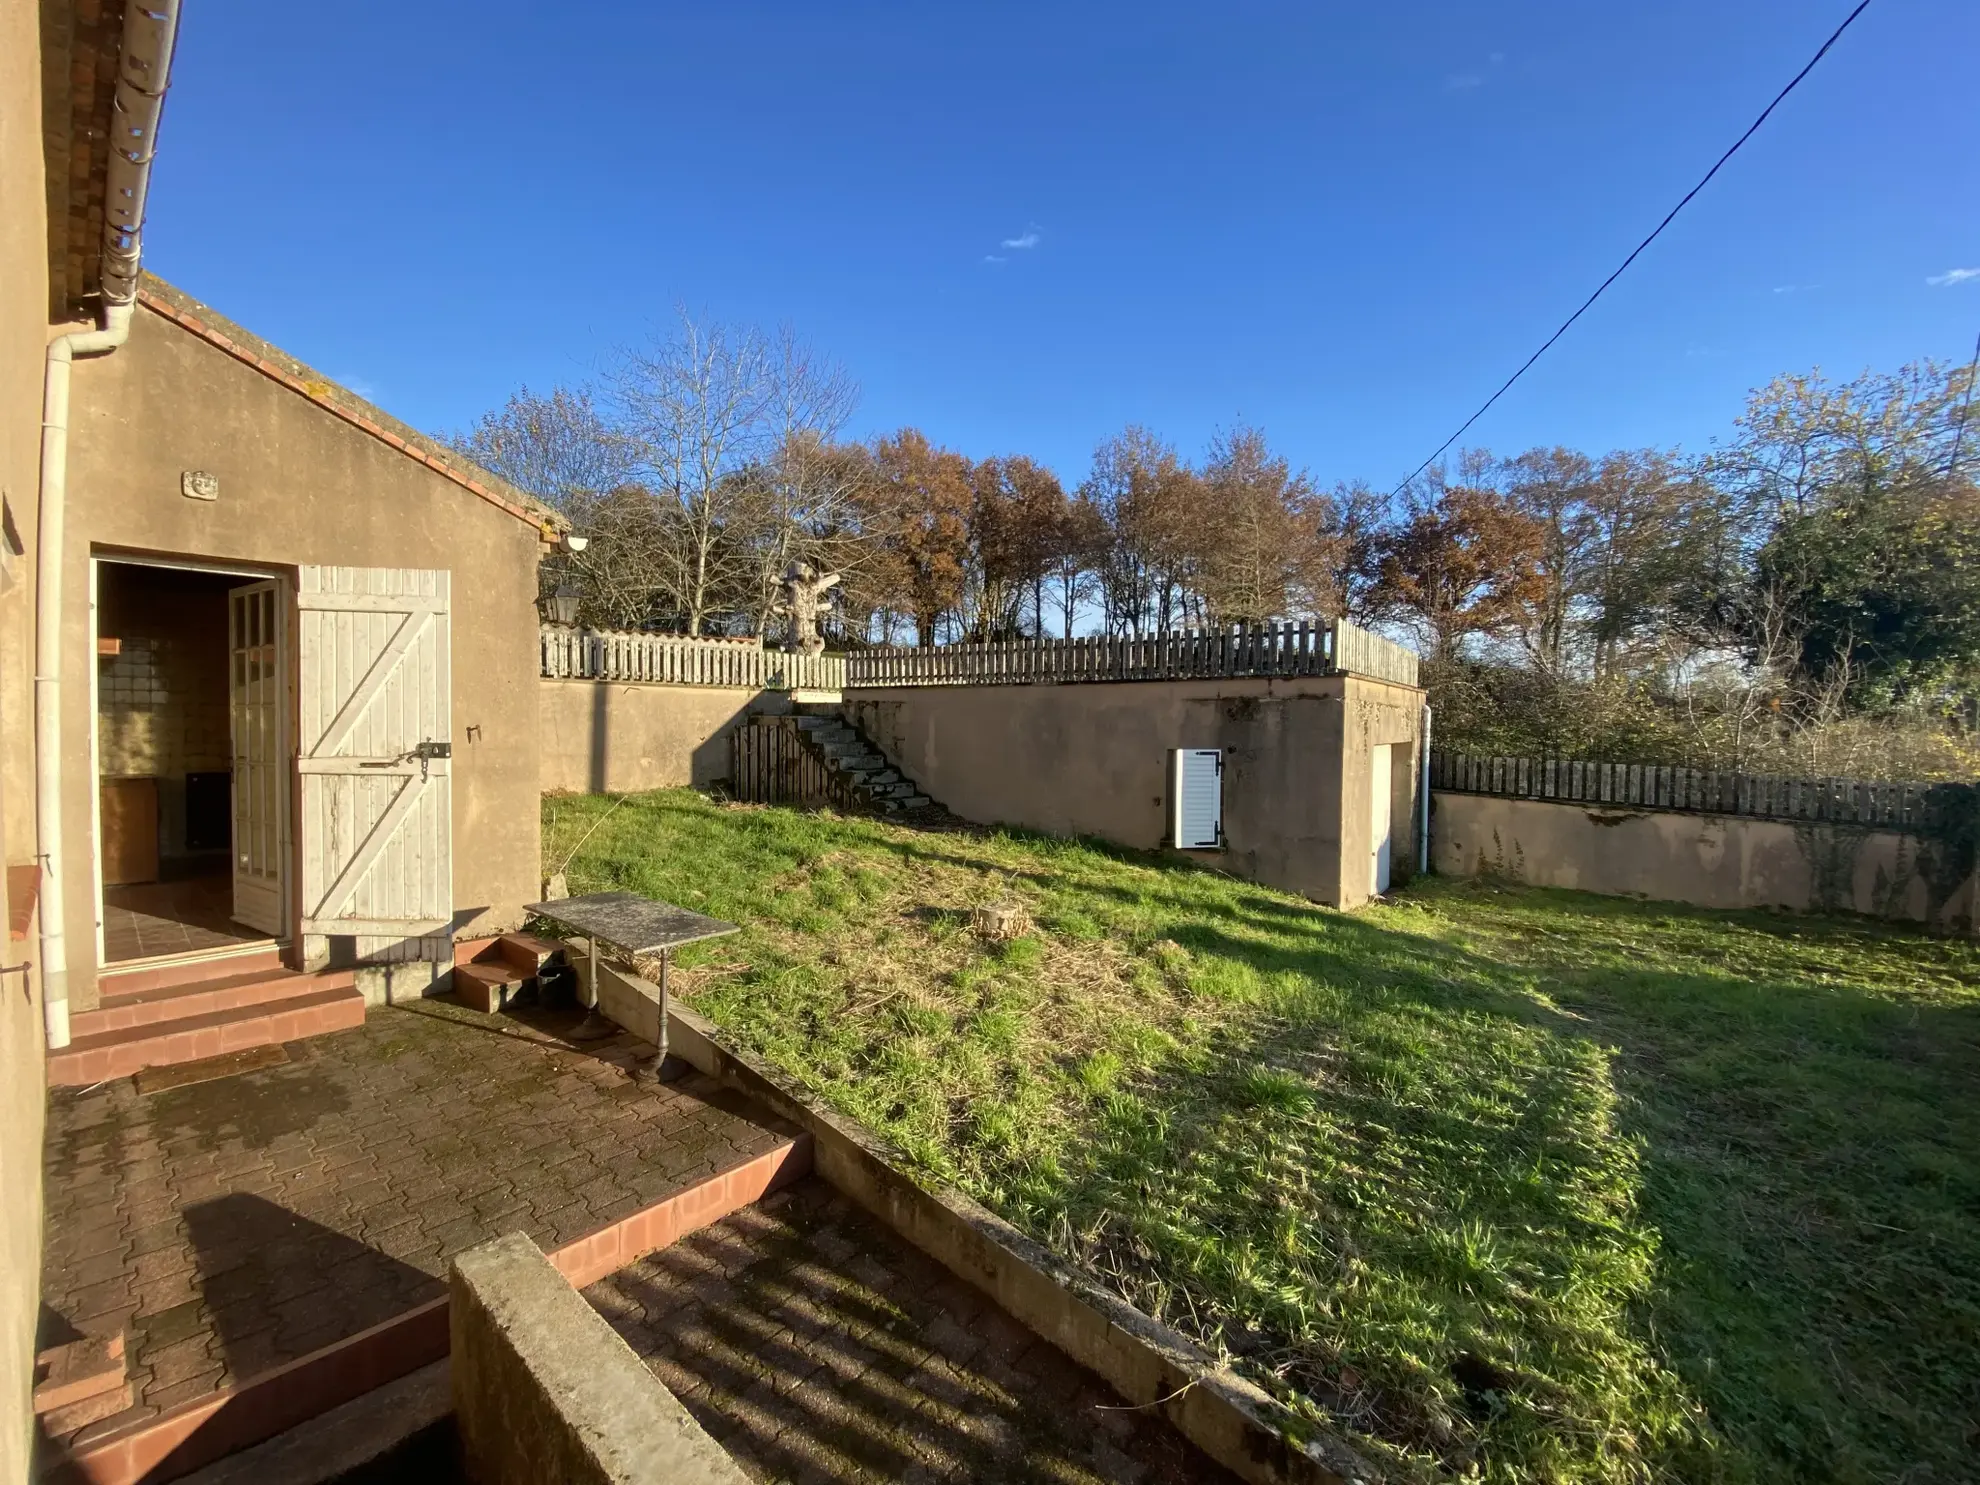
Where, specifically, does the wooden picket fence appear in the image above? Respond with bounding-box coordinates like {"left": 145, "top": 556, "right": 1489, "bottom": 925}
{"left": 730, "top": 717, "right": 854, "bottom": 809}
{"left": 540, "top": 626, "right": 847, "bottom": 691}
{"left": 1430, "top": 750, "right": 1948, "bottom": 831}
{"left": 844, "top": 619, "right": 1420, "bottom": 689}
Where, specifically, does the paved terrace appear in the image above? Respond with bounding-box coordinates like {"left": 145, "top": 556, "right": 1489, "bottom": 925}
{"left": 587, "top": 1179, "right": 1242, "bottom": 1485}
{"left": 39, "top": 998, "right": 801, "bottom": 1461}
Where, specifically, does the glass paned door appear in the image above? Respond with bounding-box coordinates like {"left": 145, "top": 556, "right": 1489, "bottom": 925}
{"left": 229, "top": 580, "right": 288, "bottom": 936}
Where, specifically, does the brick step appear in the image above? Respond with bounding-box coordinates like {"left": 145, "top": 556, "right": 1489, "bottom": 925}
{"left": 49, "top": 984, "right": 365, "bottom": 1087}
{"left": 94, "top": 944, "right": 286, "bottom": 998}
{"left": 454, "top": 960, "right": 528, "bottom": 1014}
{"left": 453, "top": 932, "right": 568, "bottom": 1013}
{"left": 493, "top": 932, "right": 562, "bottom": 975}
{"left": 72, "top": 966, "right": 351, "bottom": 1040}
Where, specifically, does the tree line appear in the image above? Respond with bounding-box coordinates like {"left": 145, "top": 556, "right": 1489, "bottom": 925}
{"left": 457, "top": 313, "right": 1979, "bottom": 779}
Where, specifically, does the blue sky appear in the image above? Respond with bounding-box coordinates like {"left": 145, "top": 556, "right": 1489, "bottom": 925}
{"left": 146, "top": 1, "right": 1977, "bottom": 493}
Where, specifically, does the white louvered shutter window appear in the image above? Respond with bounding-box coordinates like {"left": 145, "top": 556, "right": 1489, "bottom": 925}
{"left": 1170, "top": 749, "right": 1223, "bottom": 850}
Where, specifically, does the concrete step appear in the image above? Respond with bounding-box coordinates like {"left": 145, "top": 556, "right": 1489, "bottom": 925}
{"left": 71, "top": 965, "right": 352, "bottom": 1040}
{"left": 493, "top": 932, "right": 563, "bottom": 976}
{"left": 94, "top": 944, "right": 286, "bottom": 998}
{"left": 49, "top": 983, "right": 365, "bottom": 1087}
{"left": 838, "top": 755, "right": 885, "bottom": 773}
{"left": 900, "top": 795, "right": 932, "bottom": 809}
{"left": 453, "top": 961, "right": 529, "bottom": 1014}
{"left": 866, "top": 769, "right": 901, "bottom": 786}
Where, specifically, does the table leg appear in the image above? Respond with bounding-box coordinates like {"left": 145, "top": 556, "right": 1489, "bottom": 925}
{"left": 569, "top": 935, "right": 617, "bottom": 1042}
{"left": 633, "top": 950, "right": 687, "bottom": 1084}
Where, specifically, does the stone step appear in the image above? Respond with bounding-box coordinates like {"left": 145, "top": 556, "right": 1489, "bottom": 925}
{"left": 48, "top": 983, "right": 365, "bottom": 1087}
{"left": 493, "top": 932, "right": 563, "bottom": 976}
{"left": 454, "top": 961, "right": 529, "bottom": 1014}
{"left": 899, "top": 795, "right": 932, "bottom": 809}
{"left": 93, "top": 944, "right": 287, "bottom": 998}
{"left": 71, "top": 965, "right": 354, "bottom": 1040}
{"left": 838, "top": 755, "right": 885, "bottom": 773}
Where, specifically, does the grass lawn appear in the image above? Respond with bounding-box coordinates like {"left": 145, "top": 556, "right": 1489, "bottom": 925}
{"left": 543, "top": 788, "right": 1980, "bottom": 1484}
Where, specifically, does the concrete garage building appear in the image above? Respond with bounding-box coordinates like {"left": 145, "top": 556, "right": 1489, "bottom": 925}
{"left": 58, "top": 277, "right": 558, "bottom": 1012}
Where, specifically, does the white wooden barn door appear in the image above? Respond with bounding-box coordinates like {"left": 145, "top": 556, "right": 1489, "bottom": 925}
{"left": 297, "top": 567, "right": 453, "bottom": 966}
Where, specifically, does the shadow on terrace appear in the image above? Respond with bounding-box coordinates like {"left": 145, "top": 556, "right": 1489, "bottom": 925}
{"left": 35, "top": 994, "right": 800, "bottom": 1474}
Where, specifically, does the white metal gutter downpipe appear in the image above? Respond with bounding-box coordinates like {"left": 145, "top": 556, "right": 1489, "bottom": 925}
{"left": 36, "top": 0, "right": 179, "bottom": 1049}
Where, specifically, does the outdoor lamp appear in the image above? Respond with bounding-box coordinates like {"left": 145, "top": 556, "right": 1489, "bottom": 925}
{"left": 539, "top": 584, "right": 581, "bottom": 626}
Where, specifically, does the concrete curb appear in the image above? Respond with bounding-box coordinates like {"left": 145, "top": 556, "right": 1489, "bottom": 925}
{"left": 663, "top": 1000, "right": 1378, "bottom": 1485}
{"left": 452, "top": 1233, "right": 749, "bottom": 1485}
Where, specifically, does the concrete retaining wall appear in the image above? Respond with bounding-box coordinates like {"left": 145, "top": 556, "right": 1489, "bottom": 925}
{"left": 451, "top": 1231, "right": 748, "bottom": 1485}
{"left": 659, "top": 999, "right": 1375, "bottom": 1485}
{"left": 1433, "top": 791, "right": 1979, "bottom": 929}
{"left": 844, "top": 674, "right": 1423, "bottom": 909}
{"left": 540, "top": 679, "right": 790, "bottom": 795}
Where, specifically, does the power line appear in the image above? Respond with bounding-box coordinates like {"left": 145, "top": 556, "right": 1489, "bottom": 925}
{"left": 1389, "top": 0, "right": 1875, "bottom": 497}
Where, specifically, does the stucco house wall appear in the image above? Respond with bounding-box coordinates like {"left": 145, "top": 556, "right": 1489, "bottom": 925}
{"left": 539, "top": 679, "right": 792, "bottom": 795}
{"left": 56, "top": 280, "right": 548, "bottom": 1009}
{"left": 1, "top": 0, "right": 50, "bottom": 1470}
{"left": 1431, "top": 791, "right": 1979, "bottom": 928}
{"left": 843, "top": 674, "right": 1423, "bottom": 908}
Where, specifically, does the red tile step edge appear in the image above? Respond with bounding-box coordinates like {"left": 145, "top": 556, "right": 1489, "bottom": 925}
{"left": 71, "top": 968, "right": 354, "bottom": 1040}
{"left": 94, "top": 946, "right": 285, "bottom": 998}
{"left": 48, "top": 985, "right": 365, "bottom": 1088}
{"left": 47, "top": 1135, "right": 811, "bottom": 1485}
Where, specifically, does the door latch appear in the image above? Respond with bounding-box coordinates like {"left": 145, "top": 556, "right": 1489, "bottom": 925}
{"left": 412, "top": 739, "right": 451, "bottom": 781}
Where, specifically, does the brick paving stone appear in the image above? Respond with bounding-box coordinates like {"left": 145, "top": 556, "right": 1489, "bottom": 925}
{"left": 584, "top": 1180, "right": 1241, "bottom": 1485}
{"left": 41, "top": 1000, "right": 799, "bottom": 1445}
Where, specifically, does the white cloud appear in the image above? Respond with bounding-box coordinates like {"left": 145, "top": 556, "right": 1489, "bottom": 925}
{"left": 1772, "top": 283, "right": 1820, "bottom": 295}
{"left": 336, "top": 373, "right": 380, "bottom": 400}
{"left": 1000, "top": 228, "right": 1041, "bottom": 250}
{"left": 982, "top": 254, "right": 1008, "bottom": 266}
{"left": 1927, "top": 267, "right": 1980, "bottom": 287}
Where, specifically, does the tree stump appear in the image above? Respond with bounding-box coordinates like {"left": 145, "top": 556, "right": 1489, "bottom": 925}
{"left": 972, "top": 902, "right": 1031, "bottom": 940}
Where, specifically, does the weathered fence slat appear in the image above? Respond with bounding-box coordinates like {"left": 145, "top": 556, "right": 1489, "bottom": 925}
{"left": 541, "top": 626, "right": 847, "bottom": 691}
{"left": 838, "top": 618, "right": 1419, "bottom": 689}
{"left": 1430, "top": 749, "right": 1958, "bottom": 836}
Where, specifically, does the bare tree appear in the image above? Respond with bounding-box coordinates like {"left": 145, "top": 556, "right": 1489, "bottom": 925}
{"left": 452, "top": 387, "right": 658, "bottom": 626}
{"left": 612, "top": 311, "right": 858, "bottom": 635}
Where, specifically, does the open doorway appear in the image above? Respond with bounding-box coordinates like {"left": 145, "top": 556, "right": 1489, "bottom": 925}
{"left": 94, "top": 558, "right": 289, "bottom": 965}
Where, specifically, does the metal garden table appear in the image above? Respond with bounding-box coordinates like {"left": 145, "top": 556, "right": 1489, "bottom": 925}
{"left": 524, "top": 891, "right": 738, "bottom": 1082}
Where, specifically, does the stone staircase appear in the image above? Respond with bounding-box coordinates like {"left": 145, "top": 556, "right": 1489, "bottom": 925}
{"left": 792, "top": 708, "right": 939, "bottom": 814}
{"left": 50, "top": 947, "right": 365, "bottom": 1087}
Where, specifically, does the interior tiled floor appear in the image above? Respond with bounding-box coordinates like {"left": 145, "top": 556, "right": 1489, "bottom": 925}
{"left": 101, "top": 868, "right": 271, "bottom": 964}
{"left": 587, "top": 1180, "right": 1243, "bottom": 1485}
{"left": 40, "top": 999, "right": 800, "bottom": 1451}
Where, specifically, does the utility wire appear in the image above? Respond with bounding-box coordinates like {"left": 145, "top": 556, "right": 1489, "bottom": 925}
{"left": 1389, "top": 0, "right": 1875, "bottom": 497}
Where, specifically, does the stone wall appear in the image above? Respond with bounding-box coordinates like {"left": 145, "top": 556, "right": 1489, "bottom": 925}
{"left": 843, "top": 674, "right": 1424, "bottom": 909}
{"left": 539, "top": 679, "right": 790, "bottom": 795}
{"left": 1432, "top": 791, "right": 1979, "bottom": 930}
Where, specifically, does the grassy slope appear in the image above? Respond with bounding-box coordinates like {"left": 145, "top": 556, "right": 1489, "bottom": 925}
{"left": 543, "top": 789, "right": 1980, "bottom": 1484}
